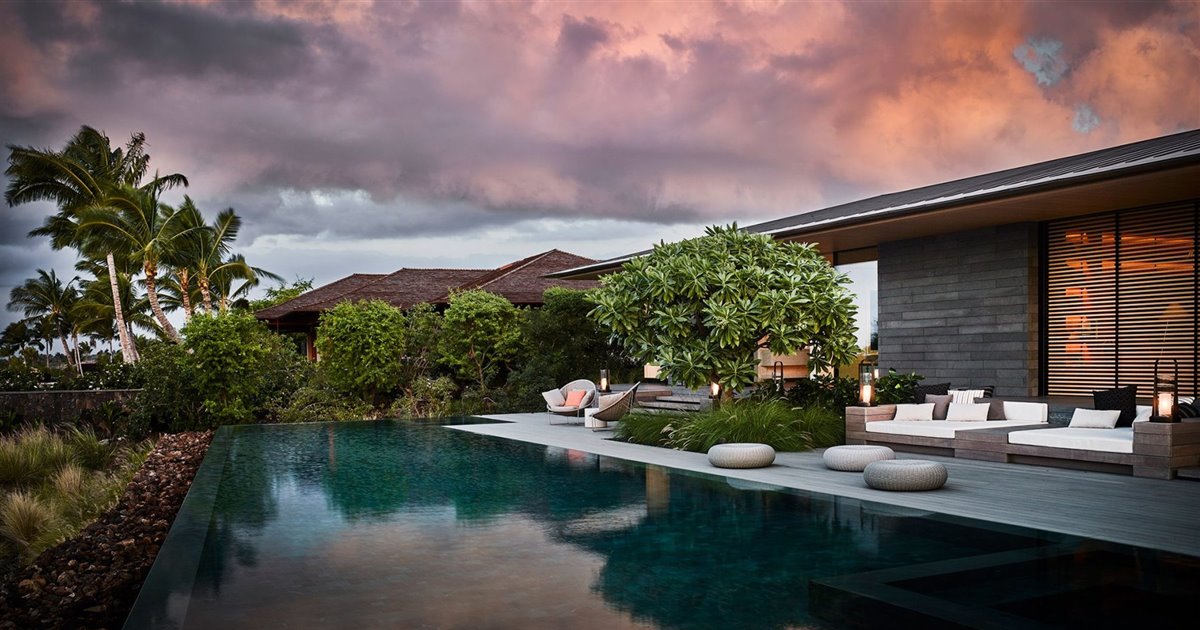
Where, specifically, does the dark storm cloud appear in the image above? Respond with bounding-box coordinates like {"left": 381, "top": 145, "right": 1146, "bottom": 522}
{"left": 558, "top": 15, "right": 612, "bottom": 61}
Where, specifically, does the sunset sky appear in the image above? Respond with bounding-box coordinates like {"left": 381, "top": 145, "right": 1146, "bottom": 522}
{"left": 2, "top": 0, "right": 1198, "bottom": 328}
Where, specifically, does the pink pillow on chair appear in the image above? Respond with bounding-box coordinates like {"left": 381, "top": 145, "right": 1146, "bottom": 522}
{"left": 564, "top": 389, "right": 587, "bottom": 407}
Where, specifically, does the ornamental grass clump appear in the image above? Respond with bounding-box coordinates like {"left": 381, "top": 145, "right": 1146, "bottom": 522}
{"left": 0, "top": 427, "right": 152, "bottom": 567}
{"left": 615, "top": 412, "right": 686, "bottom": 448}
{"left": 670, "top": 401, "right": 814, "bottom": 453}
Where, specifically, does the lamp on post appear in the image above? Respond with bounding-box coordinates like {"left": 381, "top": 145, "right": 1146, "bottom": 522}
{"left": 772, "top": 361, "right": 785, "bottom": 393}
{"left": 710, "top": 381, "right": 721, "bottom": 401}
{"left": 599, "top": 369, "right": 611, "bottom": 393}
{"left": 1151, "top": 359, "right": 1178, "bottom": 423}
{"left": 858, "top": 357, "right": 877, "bottom": 407}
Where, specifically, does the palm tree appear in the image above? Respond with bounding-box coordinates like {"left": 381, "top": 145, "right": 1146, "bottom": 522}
{"left": 208, "top": 254, "right": 282, "bottom": 312}
{"left": 77, "top": 183, "right": 199, "bottom": 342}
{"left": 73, "top": 267, "right": 155, "bottom": 358}
{"left": 5, "top": 126, "right": 187, "bottom": 360}
{"left": 7, "top": 269, "right": 80, "bottom": 371}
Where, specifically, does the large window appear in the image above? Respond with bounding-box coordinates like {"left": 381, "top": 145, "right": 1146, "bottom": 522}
{"left": 835, "top": 248, "right": 878, "bottom": 354}
{"left": 1045, "top": 202, "right": 1199, "bottom": 397}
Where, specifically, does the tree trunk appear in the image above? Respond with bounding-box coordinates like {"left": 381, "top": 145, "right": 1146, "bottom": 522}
{"left": 144, "top": 263, "right": 181, "bottom": 342}
{"left": 107, "top": 253, "right": 137, "bottom": 363}
{"left": 127, "top": 323, "right": 140, "bottom": 361}
{"left": 180, "top": 269, "right": 193, "bottom": 321}
{"left": 59, "top": 330, "right": 73, "bottom": 371}
{"left": 72, "top": 331, "right": 82, "bottom": 376}
{"left": 199, "top": 277, "right": 213, "bottom": 314}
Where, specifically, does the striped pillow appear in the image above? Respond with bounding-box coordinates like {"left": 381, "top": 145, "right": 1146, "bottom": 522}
{"left": 951, "top": 389, "right": 985, "bottom": 404}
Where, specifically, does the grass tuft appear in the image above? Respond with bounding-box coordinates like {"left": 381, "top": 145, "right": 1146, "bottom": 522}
{"left": 0, "top": 491, "right": 60, "bottom": 560}
{"left": 617, "top": 400, "right": 845, "bottom": 453}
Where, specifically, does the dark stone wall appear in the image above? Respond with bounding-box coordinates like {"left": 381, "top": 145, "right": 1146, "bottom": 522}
{"left": 0, "top": 389, "right": 142, "bottom": 431}
{"left": 877, "top": 223, "right": 1039, "bottom": 396}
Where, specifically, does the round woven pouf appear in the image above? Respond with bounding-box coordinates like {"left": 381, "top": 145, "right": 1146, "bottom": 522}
{"left": 863, "top": 460, "right": 948, "bottom": 491}
{"left": 822, "top": 445, "right": 895, "bottom": 472}
{"left": 707, "top": 443, "right": 776, "bottom": 469}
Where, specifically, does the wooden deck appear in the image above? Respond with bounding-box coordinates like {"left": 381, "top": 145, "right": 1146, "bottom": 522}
{"left": 459, "top": 413, "right": 1200, "bottom": 558}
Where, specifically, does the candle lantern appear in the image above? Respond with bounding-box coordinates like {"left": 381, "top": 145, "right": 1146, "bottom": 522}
{"left": 772, "top": 361, "right": 785, "bottom": 393}
{"left": 1151, "top": 359, "right": 1179, "bottom": 423}
{"left": 599, "top": 369, "right": 611, "bottom": 393}
{"left": 858, "top": 357, "right": 877, "bottom": 406}
{"left": 710, "top": 381, "right": 721, "bottom": 399}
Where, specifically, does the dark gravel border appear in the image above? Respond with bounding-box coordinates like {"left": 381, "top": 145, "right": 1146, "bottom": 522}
{"left": 0, "top": 431, "right": 213, "bottom": 630}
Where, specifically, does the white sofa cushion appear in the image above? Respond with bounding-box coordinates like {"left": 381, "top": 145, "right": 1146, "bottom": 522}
{"left": 951, "top": 389, "right": 986, "bottom": 404}
{"left": 946, "top": 402, "right": 990, "bottom": 421}
{"left": 866, "top": 419, "right": 1047, "bottom": 439}
{"left": 1002, "top": 401, "right": 1048, "bottom": 423}
{"left": 1008, "top": 427, "right": 1134, "bottom": 454}
{"left": 1069, "top": 408, "right": 1121, "bottom": 429}
{"left": 893, "top": 403, "right": 935, "bottom": 421}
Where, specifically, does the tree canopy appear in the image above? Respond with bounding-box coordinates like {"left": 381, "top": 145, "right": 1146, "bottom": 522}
{"left": 588, "top": 224, "right": 859, "bottom": 395}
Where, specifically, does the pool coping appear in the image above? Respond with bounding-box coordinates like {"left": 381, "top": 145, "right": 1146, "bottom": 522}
{"left": 124, "top": 425, "right": 235, "bottom": 630}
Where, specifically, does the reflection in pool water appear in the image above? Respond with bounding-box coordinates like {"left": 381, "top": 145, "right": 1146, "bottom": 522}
{"left": 125, "top": 420, "right": 1196, "bottom": 630}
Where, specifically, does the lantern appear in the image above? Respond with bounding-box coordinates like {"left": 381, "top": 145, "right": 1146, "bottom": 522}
{"left": 599, "top": 369, "right": 611, "bottom": 393}
{"left": 858, "top": 357, "right": 877, "bottom": 406}
{"left": 1151, "top": 359, "right": 1178, "bottom": 423}
{"left": 772, "top": 361, "right": 785, "bottom": 393}
{"left": 710, "top": 381, "right": 721, "bottom": 399}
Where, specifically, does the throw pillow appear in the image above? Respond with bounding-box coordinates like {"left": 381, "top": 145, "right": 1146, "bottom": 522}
{"left": 542, "top": 389, "right": 566, "bottom": 407}
{"left": 597, "top": 393, "right": 621, "bottom": 411}
{"left": 1092, "top": 385, "right": 1137, "bottom": 427}
{"left": 974, "top": 397, "right": 1007, "bottom": 420}
{"left": 564, "top": 389, "right": 587, "bottom": 407}
{"left": 950, "top": 389, "right": 986, "bottom": 404}
{"left": 1178, "top": 402, "right": 1199, "bottom": 419}
{"left": 925, "top": 394, "right": 953, "bottom": 420}
{"left": 946, "top": 402, "right": 990, "bottom": 421}
{"left": 911, "top": 382, "right": 950, "bottom": 404}
{"left": 1069, "top": 408, "right": 1121, "bottom": 429}
{"left": 893, "top": 403, "right": 935, "bottom": 421}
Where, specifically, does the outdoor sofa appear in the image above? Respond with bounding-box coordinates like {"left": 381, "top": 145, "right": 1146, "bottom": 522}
{"left": 847, "top": 402, "right": 1200, "bottom": 479}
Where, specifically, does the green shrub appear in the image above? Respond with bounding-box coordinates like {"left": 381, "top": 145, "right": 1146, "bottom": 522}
{"left": 316, "top": 300, "right": 407, "bottom": 406}
{"left": 185, "top": 312, "right": 294, "bottom": 425}
{"left": 792, "top": 405, "right": 844, "bottom": 448}
{"left": 670, "top": 401, "right": 814, "bottom": 453}
{"left": 129, "top": 342, "right": 204, "bottom": 433}
{"left": 875, "top": 369, "right": 925, "bottom": 404}
{"left": 389, "top": 376, "right": 457, "bottom": 419}
{"left": 275, "top": 386, "right": 372, "bottom": 423}
{"left": 785, "top": 375, "right": 859, "bottom": 414}
{"left": 614, "top": 412, "right": 686, "bottom": 448}
{"left": 439, "top": 290, "right": 521, "bottom": 393}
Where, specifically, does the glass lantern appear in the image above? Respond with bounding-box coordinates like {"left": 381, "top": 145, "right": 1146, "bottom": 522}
{"left": 858, "top": 358, "right": 877, "bottom": 406}
{"left": 1151, "top": 358, "right": 1178, "bottom": 423}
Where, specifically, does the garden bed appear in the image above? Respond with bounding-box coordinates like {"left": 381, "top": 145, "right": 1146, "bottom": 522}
{"left": 0, "top": 431, "right": 212, "bottom": 629}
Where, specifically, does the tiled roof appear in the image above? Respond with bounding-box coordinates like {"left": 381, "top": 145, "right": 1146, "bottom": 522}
{"left": 255, "top": 274, "right": 386, "bottom": 319}
{"left": 436, "top": 249, "right": 600, "bottom": 304}
{"left": 256, "top": 250, "right": 599, "bottom": 320}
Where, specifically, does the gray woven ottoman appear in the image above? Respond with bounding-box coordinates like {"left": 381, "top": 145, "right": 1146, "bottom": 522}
{"left": 863, "top": 460, "right": 948, "bottom": 491}
{"left": 823, "top": 445, "right": 895, "bottom": 471}
{"left": 707, "top": 443, "right": 776, "bottom": 469}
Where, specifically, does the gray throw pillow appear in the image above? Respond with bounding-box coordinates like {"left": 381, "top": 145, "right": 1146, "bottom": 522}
{"left": 975, "top": 397, "right": 1006, "bottom": 420}
{"left": 925, "top": 394, "right": 953, "bottom": 420}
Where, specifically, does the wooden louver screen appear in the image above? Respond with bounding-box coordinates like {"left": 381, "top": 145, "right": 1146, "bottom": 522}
{"left": 1046, "top": 203, "right": 1199, "bottom": 397}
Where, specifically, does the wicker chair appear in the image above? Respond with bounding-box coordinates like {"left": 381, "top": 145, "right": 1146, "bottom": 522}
{"left": 543, "top": 379, "right": 597, "bottom": 423}
{"left": 587, "top": 382, "right": 641, "bottom": 428}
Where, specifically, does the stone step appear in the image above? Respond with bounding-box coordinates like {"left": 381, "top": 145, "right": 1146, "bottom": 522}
{"left": 638, "top": 399, "right": 710, "bottom": 412}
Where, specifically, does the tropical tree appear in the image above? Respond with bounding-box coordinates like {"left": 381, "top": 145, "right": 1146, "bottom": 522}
{"left": 588, "top": 224, "right": 860, "bottom": 398}
{"left": 439, "top": 290, "right": 522, "bottom": 393}
{"left": 72, "top": 269, "right": 155, "bottom": 356}
{"left": 77, "top": 183, "right": 199, "bottom": 342}
{"left": 168, "top": 200, "right": 279, "bottom": 315}
{"left": 6, "top": 269, "right": 80, "bottom": 371}
{"left": 5, "top": 126, "right": 187, "bottom": 360}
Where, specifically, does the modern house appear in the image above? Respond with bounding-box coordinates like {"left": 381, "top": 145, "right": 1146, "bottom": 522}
{"left": 257, "top": 249, "right": 599, "bottom": 360}
{"left": 549, "top": 130, "right": 1200, "bottom": 401}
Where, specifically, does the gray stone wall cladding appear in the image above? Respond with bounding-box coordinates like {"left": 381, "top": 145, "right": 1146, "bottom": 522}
{"left": 0, "top": 389, "right": 142, "bottom": 429}
{"left": 877, "top": 223, "right": 1039, "bottom": 396}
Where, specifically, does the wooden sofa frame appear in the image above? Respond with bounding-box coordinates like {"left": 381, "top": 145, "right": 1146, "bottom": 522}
{"left": 846, "top": 405, "right": 1200, "bottom": 480}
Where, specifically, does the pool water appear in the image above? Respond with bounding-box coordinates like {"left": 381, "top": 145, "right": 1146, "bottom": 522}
{"left": 125, "top": 419, "right": 1197, "bottom": 629}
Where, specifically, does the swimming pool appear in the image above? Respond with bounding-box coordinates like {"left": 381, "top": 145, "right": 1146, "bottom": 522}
{"left": 125, "top": 419, "right": 1196, "bottom": 629}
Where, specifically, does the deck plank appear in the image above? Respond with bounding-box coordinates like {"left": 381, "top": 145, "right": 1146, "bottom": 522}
{"left": 453, "top": 413, "right": 1200, "bottom": 558}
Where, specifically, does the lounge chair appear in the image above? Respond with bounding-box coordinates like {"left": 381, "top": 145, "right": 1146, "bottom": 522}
{"left": 544, "top": 379, "right": 597, "bottom": 423}
{"left": 585, "top": 382, "right": 640, "bottom": 429}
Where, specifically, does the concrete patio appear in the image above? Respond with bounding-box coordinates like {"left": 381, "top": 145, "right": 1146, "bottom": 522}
{"left": 455, "top": 412, "right": 1200, "bottom": 558}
